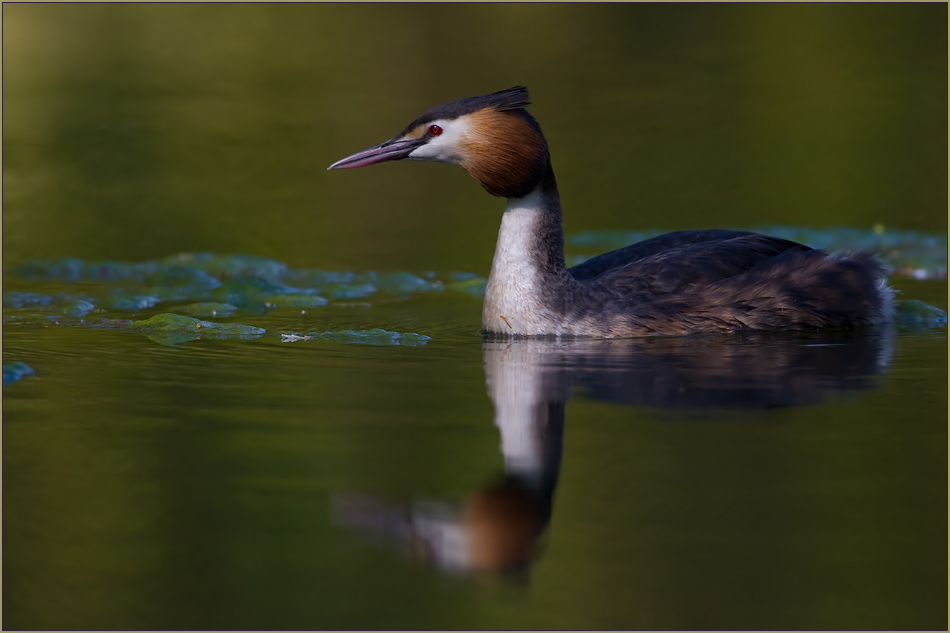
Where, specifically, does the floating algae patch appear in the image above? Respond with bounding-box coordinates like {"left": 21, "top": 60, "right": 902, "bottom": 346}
{"left": 56, "top": 295, "right": 96, "bottom": 317}
{"left": 3, "top": 292, "right": 53, "bottom": 309}
{"left": 172, "top": 302, "right": 240, "bottom": 317}
{"left": 567, "top": 226, "right": 948, "bottom": 280}
{"left": 276, "top": 270, "right": 442, "bottom": 298}
{"left": 12, "top": 254, "right": 287, "bottom": 285}
{"left": 449, "top": 272, "right": 479, "bottom": 281}
{"left": 142, "top": 266, "right": 223, "bottom": 301}
{"left": 18, "top": 312, "right": 267, "bottom": 346}
{"left": 281, "top": 269, "right": 366, "bottom": 287}
{"left": 5, "top": 253, "right": 481, "bottom": 327}
{"left": 162, "top": 253, "right": 288, "bottom": 280}
{"left": 3, "top": 289, "right": 161, "bottom": 319}
{"left": 100, "top": 291, "right": 161, "bottom": 312}
{"left": 895, "top": 300, "right": 948, "bottom": 330}
{"left": 445, "top": 274, "right": 487, "bottom": 298}
{"left": 3, "top": 362, "right": 35, "bottom": 387}
{"left": 12, "top": 258, "right": 161, "bottom": 283}
{"left": 258, "top": 294, "right": 329, "bottom": 309}
{"left": 280, "top": 329, "right": 431, "bottom": 346}
{"left": 209, "top": 278, "right": 320, "bottom": 309}
{"left": 3, "top": 292, "right": 95, "bottom": 316}
{"left": 130, "top": 313, "right": 266, "bottom": 346}
{"left": 373, "top": 271, "right": 443, "bottom": 295}
{"left": 327, "top": 283, "right": 377, "bottom": 300}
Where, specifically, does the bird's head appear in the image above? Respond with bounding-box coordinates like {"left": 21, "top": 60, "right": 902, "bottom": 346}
{"left": 328, "top": 86, "right": 550, "bottom": 199}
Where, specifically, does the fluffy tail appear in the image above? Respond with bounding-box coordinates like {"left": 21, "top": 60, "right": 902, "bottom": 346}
{"left": 720, "top": 249, "right": 893, "bottom": 330}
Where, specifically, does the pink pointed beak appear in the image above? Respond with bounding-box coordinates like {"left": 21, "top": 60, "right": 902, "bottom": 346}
{"left": 327, "top": 137, "right": 425, "bottom": 170}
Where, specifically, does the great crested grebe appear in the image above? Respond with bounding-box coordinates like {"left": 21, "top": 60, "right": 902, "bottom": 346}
{"left": 328, "top": 86, "right": 892, "bottom": 337}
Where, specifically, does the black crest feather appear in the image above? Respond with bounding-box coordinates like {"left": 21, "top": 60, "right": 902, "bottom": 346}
{"left": 400, "top": 86, "right": 532, "bottom": 136}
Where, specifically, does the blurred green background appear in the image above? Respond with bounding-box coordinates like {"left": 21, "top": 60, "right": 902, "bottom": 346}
{"left": 3, "top": 3, "right": 946, "bottom": 273}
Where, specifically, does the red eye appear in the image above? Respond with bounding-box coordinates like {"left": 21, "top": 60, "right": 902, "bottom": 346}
{"left": 428, "top": 125, "right": 443, "bottom": 136}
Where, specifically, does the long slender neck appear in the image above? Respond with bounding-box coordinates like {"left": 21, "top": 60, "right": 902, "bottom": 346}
{"left": 482, "top": 162, "right": 572, "bottom": 335}
{"left": 526, "top": 162, "right": 566, "bottom": 274}
{"left": 502, "top": 161, "right": 566, "bottom": 275}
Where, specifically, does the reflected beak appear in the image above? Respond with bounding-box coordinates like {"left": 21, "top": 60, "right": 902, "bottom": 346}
{"left": 327, "top": 137, "right": 425, "bottom": 170}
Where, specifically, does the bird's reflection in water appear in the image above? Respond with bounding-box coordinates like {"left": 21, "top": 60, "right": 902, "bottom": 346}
{"left": 333, "top": 328, "right": 892, "bottom": 577}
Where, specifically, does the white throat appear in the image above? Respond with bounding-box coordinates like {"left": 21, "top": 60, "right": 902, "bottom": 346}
{"left": 482, "top": 189, "right": 553, "bottom": 335}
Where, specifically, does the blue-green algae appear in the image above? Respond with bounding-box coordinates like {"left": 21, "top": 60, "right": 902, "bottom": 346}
{"left": 11, "top": 258, "right": 160, "bottom": 283}
{"left": 143, "top": 266, "right": 223, "bottom": 299}
{"left": 3, "top": 292, "right": 95, "bottom": 316}
{"left": 162, "top": 253, "right": 288, "bottom": 280}
{"left": 173, "top": 302, "right": 240, "bottom": 317}
{"left": 130, "top": 313, "right": 265, "bottom": 346}
{"left": 60, "top": 297, "right": 96, "bottom": 317}
{"left": 21, "top": 313, "right": 266, "bottom": 346}
{"left": 3, "top": 292, "right": 53, "bottom": 309}
{"left": 373, "top": 271, "right": 443, "bottom": 295}
{"left": 282, "top": 269, "right": 363, "bottom": 286}
{"left": 209, "top": 278, "right": 308, "bottom": 308}
{"left": 327, "top": 283, "right": 377, "bottom": 300}
{"left": 445, "top": 276, "right": 488, "bottom": 298}
{"left": 101, "top": 293, "right": 161, "bottom": 312}
{"left": 3, "top": 362, "right": 35, "bottom": 387}
{"left": 280, "top": 329, "right": 431, "bottom": 346}
{"left": 258, "top": 294, "right": 329, "bottom": 309}
{"left": 895, "top": 300, "right": 948, "bottom": 328}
